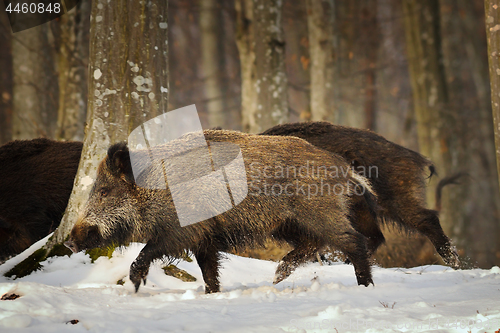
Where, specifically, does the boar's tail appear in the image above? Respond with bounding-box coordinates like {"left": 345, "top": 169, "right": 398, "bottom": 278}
{"left": 428, "top": 164, "right": 437, "bottom": 179}
{"left": 363, "top": 186, "right": 380, "bottom": 220}
{"left": 350, "top": 173, "right": 380, "bottom": 220}
{"left": 435, "top": 172, "right": 467, "bottom": 211}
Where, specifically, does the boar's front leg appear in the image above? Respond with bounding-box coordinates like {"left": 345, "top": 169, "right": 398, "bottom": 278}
{"left": 130, "top": 241, "right": 165, "bottom": 292}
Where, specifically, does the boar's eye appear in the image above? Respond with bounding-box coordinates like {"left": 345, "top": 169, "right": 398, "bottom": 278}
{"left": 99, "top": 188, "right": 110, "bottom": 197}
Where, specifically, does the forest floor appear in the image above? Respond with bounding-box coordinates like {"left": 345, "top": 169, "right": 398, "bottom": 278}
{"left": 0, "top": 235, "right": 499, "bottom": 333}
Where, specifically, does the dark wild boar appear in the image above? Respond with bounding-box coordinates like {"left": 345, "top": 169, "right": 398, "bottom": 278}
{"left": 0, "top": 138, "right": 82, "bottom": 262}
{"left": 65, "top": 130, "right": 377, "bottom": 293}
{"left": 261, "top": 121, "right": 460, "bottom": 268}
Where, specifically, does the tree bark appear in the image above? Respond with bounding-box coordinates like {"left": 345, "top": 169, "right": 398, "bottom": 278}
{"left": 402, "top": 0, "right": 500, "bottom": 266}
{"left": 236, "top": 0, "right": 288, "bottom": 133}
{"left": 252, "top": 0, "right": 288, "bottom": 132}
{"left": 483, "top": 0, "right": 500, "bottom": 265}
{"left": 403, "top": 0, "right": 451, "bottom": 206}
{"left": 12, "top": 24, "right": 58, "bottom": 139}
{"left": 47, "top": 0, "right": 169, "bottom": 247}
{"left": 54, "top": 0, "right": 91, "bottom": 141}
{"left": 486, "top": 0, "right": 500, "bottom": 194}
{"left": 199, "top": 0, "right": 227, "bottom": 128}
{"left": 306, "top": 0, "right": 335, "bottom": 122}
{"left": 235, "top": 0, "right": 258, "bottom": 132}
{"left": 0, "top": 9, "right": 12, "bottom": 144}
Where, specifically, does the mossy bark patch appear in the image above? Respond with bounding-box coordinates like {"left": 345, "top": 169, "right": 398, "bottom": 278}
{"left": 4, "top": 248, "right": 47, "bottom": 279}
{"left": 162, "top": 265, "right": 196, "bottom": 282}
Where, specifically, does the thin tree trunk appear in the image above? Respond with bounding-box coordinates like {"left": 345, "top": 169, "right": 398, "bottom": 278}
{"left": 200, "top": 0, "right": 227, "bottom": 128}
{"left": 282, "top": 0, "right": 311, "bottom": 122}
{"left": 236, "top": 0, "right": 288, "bottom": 133}
{"left": 483, "top": 0, "right": 500, "bottom": 266}
{"left": 235, "top": 0, "right": 258, "bottom": 132}
{"left": 12, "top": 24, "right": 58, "bottom": 139}
{"left": 252, "top": 0, "right": 288, "bottom": 132}
{"left": 486, "top": 0, "right": 500, "bottom": 194}
{"left": 403, "top": 0, "right": 451, "bottom": 208}
{"left": 306, "top": 0, "right": 335, "bottom": 122}
{"left": 362, "top": 1, "right": 379, "bottom": 130}
{"left": 47, "top": 0, "right": 169, "bottom": 247}
{"left": 0, "top": 13, "right": 12, "bottom": 144}
{"left": 55, "top": 0, "right": 91, "bottom": 141}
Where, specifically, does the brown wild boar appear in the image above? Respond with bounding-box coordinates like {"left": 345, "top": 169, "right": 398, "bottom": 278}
{"left": 65, "top": 130, "right": 377, "bottom": 293}
{"left": 0, "top": 138, "right": 82, "bottom": 263}
{"left": 261, "top": 121, "right": 460, "bottom": 268}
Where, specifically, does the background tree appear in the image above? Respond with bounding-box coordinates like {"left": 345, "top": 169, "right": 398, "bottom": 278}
{"left": 403, "top": 0, "right": 500, "bottom": 267}
{"left": 486, "top": 0, "right": 500, "bottom": 191}
{"left": 46, "top": 0, "right": 169, "bottom": 248}
{"left": 11, "top": 22, "right": 58, "bottom": 139}
{"left": 199, "top": 0, "right": 228, "bottom": 128}
{"left": 53, "top": 0, "right": 91, "bottom": 141}
{"left": 0, "top": 6, "right": 12, "bottom": 144}
{"left": 306, "top": 0, "right": 336, "bottom": 122}
{"left": 235, "top": 0, "right": 257, "bottom": 132}
{"left": 236, "top": 0, "right": 288, "bottom": 133}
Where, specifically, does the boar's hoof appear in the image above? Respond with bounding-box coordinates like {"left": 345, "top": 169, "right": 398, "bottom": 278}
{"left": 64, "top": 240, "right": 79, "bottom": 253}
{"left": 273, "top": 268, "right": 290, "bottom": 285}
{"left": 204, "top": 284, "right": 219, "bottom": 294}
{"left": 444, "top": 247, "right": 461, "bottom": 269}
{"left": 357, "top": 275, "right": 374, "bottom": 287}
{"left": 130, "top": 264, "right": 149, "bottom": 293}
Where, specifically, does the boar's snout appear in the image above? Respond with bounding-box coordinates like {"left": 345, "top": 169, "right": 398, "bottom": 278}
{"left": 65, "top": 224, "right": 101, "bottom": 253}
{"left": 64, "top": 240, "right": 79, "bottom": 253}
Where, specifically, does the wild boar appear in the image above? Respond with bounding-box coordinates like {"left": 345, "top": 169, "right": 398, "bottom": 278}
{"left": 0, "top": 138, "right": 82, "bottom": 262}
{"left": 261, "top": 121, "right": 460, "bottom": 268}
{"left": 65, "top": 130, "right": 377, "bottom": 293}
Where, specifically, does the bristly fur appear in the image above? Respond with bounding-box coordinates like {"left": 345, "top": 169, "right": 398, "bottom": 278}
{"left": 68, "top": 129, "right": 377, "bottom": 293}
{"left": 261, "top": 121, "right": 460, "bottom": 268}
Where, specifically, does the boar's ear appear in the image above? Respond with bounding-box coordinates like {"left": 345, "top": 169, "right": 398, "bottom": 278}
{"left": 107, "top": 142, "right": 135, "bottom": 183}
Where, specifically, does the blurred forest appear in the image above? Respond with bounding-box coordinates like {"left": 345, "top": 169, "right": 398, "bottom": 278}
{"left": 0, "top": 0, "right": 499, "bottom": 268}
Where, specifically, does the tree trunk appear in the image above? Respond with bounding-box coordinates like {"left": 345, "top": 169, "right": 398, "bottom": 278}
{"left": 236, "top": 0, "right": 288, "bottom": 133}
{"left": 361, "top": 1, "right": 379, "bottom": 130}
{"left": 199, "top": 0, "right": 227, "bottom": 128}
{"left": 54, "top": 0, "right": 91, "bottom": 141}
{"left": 403, "top": 0, "right": 451, "bottom": 201}
{"left": 483, "top": 0, "right": 500, "bottom": 265}
{"left": 252, "top": 0, "right": 288, "bottom": 132}
{"left": 0, "top": 11, "right": 12, "bottom": 144}
{"left": 282, "top": 0, "right": 311, "bottom": 122}
{"left": 47, "top": 0, "right": 169, "bottom": 247}
{"left": 235, "top": 0, "right": 258, "bottom": 132}
{"left": 486, "top": 0, "right": 500, "bottom": 194}
{"left": 12, "top": 24, "right": 58, "bottom": 139}
{"left": 306, "top": 0, "right": 335, "bottom": 122}
{"left": 403, "top": 0, "right": 498, "bottom": 267}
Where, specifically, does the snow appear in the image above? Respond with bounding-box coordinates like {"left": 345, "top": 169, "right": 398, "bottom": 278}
{"left": 0, "top": 236, "right": 499, "bottom": 332}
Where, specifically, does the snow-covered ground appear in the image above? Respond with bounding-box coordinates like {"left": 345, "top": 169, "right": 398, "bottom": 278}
{"left": 0, "top": 236, "right": 499, "bottom": 333}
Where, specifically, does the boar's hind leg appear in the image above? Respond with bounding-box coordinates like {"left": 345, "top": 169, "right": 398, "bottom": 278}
{"left": 332, "top": 231, "right": 373, "bottom": 287}
{"left": 273, "top": 244, "right": 319, "bottom": 284}
{"left": 194, "top": 244, "right": 221, "bottom": 294}
{"left": 409, "top": 208, "right": 460, "bottom": 269}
